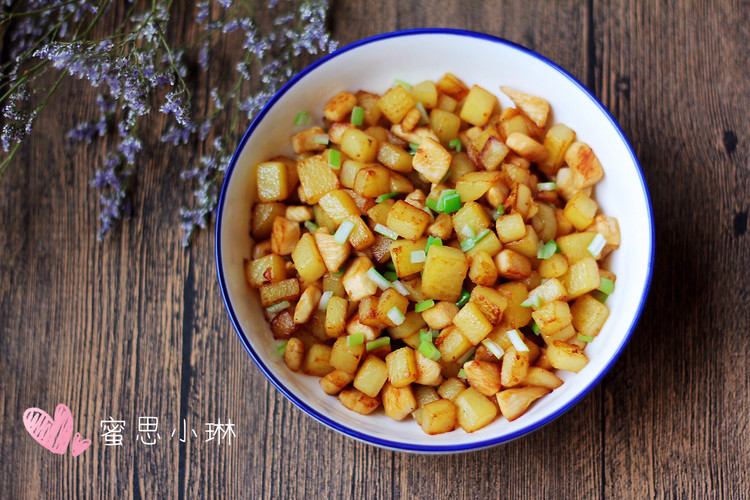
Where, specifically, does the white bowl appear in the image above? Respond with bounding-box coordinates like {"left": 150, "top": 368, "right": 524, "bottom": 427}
{"left": 215, "top": 29, "right": 654, "bottom": 453}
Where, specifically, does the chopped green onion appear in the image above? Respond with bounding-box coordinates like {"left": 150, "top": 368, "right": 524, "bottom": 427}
{"left": 426, "top": 236, "right": 442, "bottom": 254}
{"left": 587, "top": 233, "right": 607, "bottom": 258}
{"left": 318, "top": 290, "right": 333, "bottom": 310}
{"left": 425, "top": 198, "right": 439, "bottom": 211}
{"left": 376, "top": 192, "right": 399, "bottom": 203}
{"left": 482, "top": 338, "right": 504, "bottom": 359}
{"left": 449, "top": 138, "right": 462, "bottom": 152}
{"left": 304, "top": 221, "right": 319, "bottom": 233}
{"left": 409, "top": 142, "right": 420, "bottom": 155}
{"left": 442, "top": 193, "right": 462, "bottom": 213}
{"left": 350, "top": 106, "right": 364, "bottom": 126}
{"left": 578, "top": 334, "right": 595, "bottom": 343}
{"left": 457, "top": 347, "right": 476, "bottom": 366}
{"left": 294, "top": 110, "right": 310, "bottom": 126}
{"left": 420, "top": 329, "right": 433, "bottom": 344}
{"left": 461, "top": 226, "right": 476, "bottom": 240}
{"left": 435, "top": 189, "right": 456, "bottom": 212}
{"left": 457, "top": 368, "right": 467, "bottom": 379}
{"left": 456, "top": 289, "right": 471, "bottom": 307}
{"left": 385, "top": 261, "right": 396, "bottom": 271}
{"left": 394, "top": 79, "right": 412, "bottom": 91}
{"left": 387, "top": 306, "right": 406, "bottom": 326}
{"left": 492, "top": 206, "right": 504, "bottom": 220}
{"left": 366, "top": 337, "right": 390, "bottom": 351}
{"left": 266, "top": 300, "right": 290, "bottom": 314}
{"left": 418, "top": 341, "right": 442, "bottom": 361}
{"left": 537, "top": 182, "right": 557, "bottom": 191}
{"left": 373, "top": 223, "right": 398, "bottom": 240}
{"left": 366, "top": 268, "right": 392, "bottom": 290}
{"left": 521, "top": 294, "right": 540, "bottom": 308}
{"left": 507, "top": 329, "right": 529, "bottom": 352}
{"left": 334, "top": 220, "right": 355, "bottom": 245}
{"left": 415, "top": 299, "right": 435, "bottom": 313}
{"left": 598, "top": 278, "right": 615, "bottom": 295}
{"left": 332, "top": 269, "right": 344, "bottom": 276}
{"left": 384, "top": 270, "right": 398, "bottom": 281}
{"left": 347, "top": 333, "right": 365, "bottom": 346}
{"left": 531, "top": 321, "right": 541, "bottom": 336}
{"left": 439, "top": 169, "right": 452, "bottom": 184}
{"left": 392, "top": 280, "right": 410, "bottom": 296}
{"left": 460, "top": 238, "right": 476, "bottom": 252}
{"left": 415, "top": 101, "right": 429, "bottom": 123}
{"left": 537, "top": 240, "right": 560, "bottom": 259}
{"left": 328, "top": 149, "right": 341, "bottom": 169}
{"left": 275, "top": 340, "right": 288, "bottom": 357}
{"left": 411, "top": 250, "right": 426, "bottom": 263}
{"left": 313, "top": 134, "right": 329, "bottom": 145}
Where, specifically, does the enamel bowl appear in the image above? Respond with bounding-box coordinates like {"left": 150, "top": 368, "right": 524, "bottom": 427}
{"left": 215, "top": 29, "right": 654, "bottom": 453}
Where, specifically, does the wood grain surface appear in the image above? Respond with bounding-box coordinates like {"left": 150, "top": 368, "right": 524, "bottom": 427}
{"left": 1, "top": 1, "right": 748, "bottom": 498}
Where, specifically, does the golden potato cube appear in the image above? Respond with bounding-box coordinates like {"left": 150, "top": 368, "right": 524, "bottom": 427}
{"left": 561, "top": 257, "right": 600, "bottom": 299}
{"left": 330, "top": 336, "right": 365, "bottom": 374}
{"left": 294, "top": 284, "right": 321, "bottom": 324}
{"left": 313, "top": 204, "right": 337, "bottom": 232}
{"left": 313, "top": 228, "right": 351, "bottom": 273}
{"left": 427, "top": 213, "right": 453, "bottom": 240}
{"left": 438, "top": 376, "right": 467, "bottom": 402}
{"left": 283, "top": 337, "right": 304, "bottom": 372}
{"left": 564, "top": 192, "right": 598, "bottom": 231}
{"left": 505, "top": 132, "right": 548, "bottom": 162}
{"left": 338, "top": 388, "right": 381, "bottom": 415}
{"left": 464, "top": 360, "right": 502, "bottom": 397}
{"left": 342, "top": 128, "right": 379, "bottom": 162}
{"left": 547, "top": 341, "right": 589, "bottom": 373}
{"left": 586, "top": 214, "right": 621, "bottom": 257}
{"left": 389, "top": 171, "right": 414, "bottom": 193}
{"left": 435, "top": 325, "right": 473, "bottom": 363}
{"left": 497, "top": 282, "right": 532, "bottom": 329}
{"left": 494, "top": 249, "right": 531, "bottom": 280}
{"left": 496, "top": 213, "right": 526, "bottom": 243}
{"left": 497, "top": 386, "right": 550, "bottom": 421}
{"left": 504, "top": 225, "right": 541, "bottom": 260}
{"left": 421, "top": 399, "right": 457, "bottom": 435}
{"left": 452, "top": 201, "right": 492, "bottom": 242}
{"left": 366, "top": 198, "right": 394, "bottom": 227}
{"left": 298, "top": 153, "right": 340, "bottom": 204}
{"left": 453, "top": 302, "right": 492, "bottom": 345}
{"left": 256, "top": 161, "right": 290, "bottom": 202}
{"left": 323, "top": 91, "right": 357, "bottom": 122}
{"left": 436, "top": 92, "right": 458, "bottom": 112}
{"left": 538, "top": 123, "right": 576, "bottom": 176}
{"left": 356, "top": 90, "right": 382, "bottom": 126}
{"left": 377, "top": 288, "right": 409, "bottom": 327}
{"left": 470, "top": 286, "right": 508, "bottom": 324}
{"left": 412, "top": 80, "right": 438, "bottom": 108}
{"left": 377, "top": 141, "right": 413, "bottom": 173}
{"left": 328, "top": 122, "right": 354, "bottom": 144}
{"left": 500, "top": 86, "right": 550, "bottom": 128}
{"left": 459, "top": 85, "right": 498, "bottom": 127}
{"left": 412, "top": 385, "right": 440, "bottom": 425}
{"left": 529, "top": 278, "right": 568, "bottom": 306}
{"left": 413, "top": 137, "right": 452, "bottom": 184}
{"left": 353, "top": 165, "right": 390, "bottom": 198}
{"left": 378, "top": 84, "right": 415, "bottom": 123}
{"left": 522, "top": 366, "right": 563, "bottom": 390}
{"left": 447, "top": 151, "right": 478, "bottom": 184}
{"left": 252, "top": 202, "right": 285, "bottom": 240}
{"left": 456, "top": 171, "right": 502, "bottom": 202}
{"left": 270, "top": 309, "right": 297, "bottom": 339}
{"left": 421, "top": 301, "right": 459, "bottom": 330}
{"left": 455, "top": 387, "right": 498, "bottom": 432}
{"left": 339, "top": 159, "right": 367, "bottom": 189}
{"left": 345, "top": 316, "right": 379, "bottom": 343}
{"left": 498, "top": 114, "right": 530, "bottom": 142}
{"left": 325, "top": 295, "right": 348, "bottom": 338}
{"left": 501, "top": 345, "right": 530, "bottom": 388}
{"left": 429, "top": 108, "right": 461, "bottom": 146}
{"left": 469, "top": 250, "right": 498, "bottom": 287}
{"left": 245, "top": 253, "right": 286, "bottom": 288}
{"left": 557, "top": 231, "right": 596, "bottom": 263}
{"left": 387, "top": 200, "right": 431, "bottom": 240}
{"left": 531, "top": 202, "right": 558, "bottom": 243}
{"left": 359, "top": 295, "right": 386, "bottom": 329}
{"left": 259, "top": 278, "right": 299, "bottom": 307}
{"left": 414, "top": 350, "right": 443, "bottom": 386}
{"left": 385, "top": 347, "right": 418, "bottom": 388}
{"left": 436, "top": 72, "right": 469, "bottom": 100}
{"left": 389, "top": 237, "right": 428, "bottom": 277}
{"left": 291, "top": 126, "right": 327, "bottom": 154}
{"left": 503, "top": 183, "right": 536, "bottom": 221}
{"left": 571, "top": 294, "right": 610, "bottom": 337}
{"left": 382, "top": 382, "right": 417, "bottom": 421}
{"left": 388, "top": 311, "right": 426, "bottom": 340}
{"left": 318, "top": 190, "right": 359, "bottom": 224}
{"left": 541, "top": 323, "right": 576, "bottom": 345}
{"left": 319, "top": 369, "right": 355, "bottom": 395}
{"left": 271, "top": 217, "right": 300, "bottom": 255}
{"left": 400, "top": 107, "right": 421, "bottom": 132}
{"left": 353, "top": 355, "right": 388, "bottom": 398}
{"left": 284, "top": 205, "right": 313, "bottom": 223}
{"left": 565, "top": 141, "right": 604, "bottom": 189}
{"left": 479, "top": 136, "right": 510, "bottom": 171}
{"left": 342, "top": 256, "right": 377, "bottom": 301}
{"left": 422, "top": 245, "right": 469, "bottom": 302}
{"left": 531, "top": 300, "right": 572, "bottom": 335}
{"left": 538, "top": 253, "right": 569, "bottom": 279}
{"left": 323, "top": 272, "right": 346, "bottom": 298}
{"left": 302, "top": 343, "right": 334, "bottom": 377}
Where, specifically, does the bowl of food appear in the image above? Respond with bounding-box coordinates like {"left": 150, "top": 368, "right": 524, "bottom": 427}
{"left": 215, "top": 28, "right": 653, "bottom": 453}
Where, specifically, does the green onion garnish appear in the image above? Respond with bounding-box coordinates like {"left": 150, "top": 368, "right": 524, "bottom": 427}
{"left": 587, "top": 233, "right": 607, "bottom": 258}
{"left": 415, "top": 101, "right": 429, "bottom": 123}
{"left": 457, "top": 347, "right": 476, "bottom": 365}
{"left": 304, "top": 221, "right": 319, "bottom": 233}
{"left": 457, "top": 368, "right": 466, "bottom": 378}
{"left": 411, "top": 250, "right": 426, "bottom": 263}
{"left": 419, "top": 329, "right": 433, "bottom": 344}
{"left": 384, "top": 270, "right": 398, "bottom": 281}
{"left": 537, "top": 240, "right": 560, "bottom": 259}
{"left": 409, "top": 142, "right": 420, "bottom": 155}
{"left": 294, "top": 110, "right": 310, "bottom": 126}
{"left": 598, "top": 278, "right": 615, "bottom": 295}
{"left": 366, "top": 337, "right": 391, "bottom": 351}
{"left": 266, "top": 300, "right": 290, "bottom": 314}
{"left": 334, "top": 220, "right": 355, "bottom": 245}
{"left": 387, "top": 306, "right": 406, "bottom": 326}
{"left": 376, "top": 192, "right": 399, "bottom": 203}
{"left": 577, "top": 334, "right": 594, "bottom": 343}
{"left": 460, "top": 238, "right": 476, "bottom": 252}
{"left": 492, "top": 206, "right": 504, "bottom": 220}
{"left": 481, "top": 338, "right": 504, "bottom": 359}
{"left": 373, "top": 223, "right": 398, "bottom": 240}
{"left": 328, "top": 149, "right": 341, "bottom": 169}
{"left": 425, "top": 198, "right": 439, "bottom": 212}
{"left": 537, "top": 182, "right": 557, "bottom": 191}
{"left": 318, "top": 290, "right": 333, "bottom": 310}
{"left": 275, "top": 340, "right": 288, "bottom": 357}
{"left": 392, "top": 280, "right": 410, "bottom": 296}
{"left": 366, "top": 268, "right": 392, "bottom": 290}
{"left": 347, "top": 333, "right": 365, "bottom": 346}
{"left": 506, "top": 329, "right": 529, "bottom": 352}
{"left": 332, "top": 269, "right": 344, "bottom": 276}
{"left": 475, "top": 228, "right": 490, "bottom": 243}
{"left": 521, "top": 294, "right": 540, "bottom": 308}
{"left": 435, "top": 189, "right": 456, "bottom": 212}
{"left": 531, "top": 321, "right": 541, "bottom": 336}
{"left": 426, "top": 236, "right": 443, "bottom": 254}
{"left": 418, "top": 341, "right": 442, "bottom": 361}
{"left": 461, "top": 225, "right": 476, "bottom": 240}
{"left": 313, "top": 134, "right": 330, "bottom": 145}
{"left": 415, "top": 299, "right": 435, "bottom": 313}
{"left": 439, "top": 169, "right": 452, "bottom": 184}
{"left": 350, "top": 106, "right": 364, "bottom": 126}
{"left": 442, "top": 193, "right": 462, "bottom": 213}
{"left": 394, "top": 78, "right": 412, "bottom": 91}
{"left": 456, "top": 289, "right": 471, "bottom": 307}
{"left": 386, "top": 261, "right": 396, "bottom": 271}
{"left": 449, "top": 138, "right": 462, "bottom": 152}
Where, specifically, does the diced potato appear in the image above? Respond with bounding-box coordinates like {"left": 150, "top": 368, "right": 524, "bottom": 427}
{"left": 497, "top": 386, "right": 550, "bottom": 421}
{"left": 436, "top": 73, "right": 470, "bottom": 100}
{"left": 478, "top": 136, "right": 510, "bottom": 171}
{"left": 359, "top": 295, "right": 386, "bottom": 329}
{"left": 429, "top": 108, "right": 462, "bottom": 146}
{"left": 377, "top": 141, "right": 413, "bottom": 172}
{"left": 291, "top": 126, "right": 327, "bottom": 154}
{"left": 531, "top": 300, "right": 572, "bottom": 335}
{"left": 500, "top": 86, "right": 550, "bottom": 128}
{"left": 341, "top": 128, "right": 379, "bottom": 162}
{"left": 564, "top": 141, "right": 604, "bottom": 189}
{"left": 463, "top": 360, "right": 502, "bottom": 396}
{"left": 563, "top": 192, "right": 598, "bottom": 231}
{"left": 427, "top": 213, "right": 454, "bottom": 240}
{"left": 459, "top": 85, "right": 498, "bottom": 127}
{"left": 455, "top": 387, "right": 498, "bottom": 432}
{"left": 285, "top": 205, "right": 313, "bottom": 223}
{"left": 342, "top": 215, "right": 374, "bottom": 251}
{"left": 413, "top": 137, "right": 452, "bottom": 184}
{"left": 522, "top": 366, "right": 563, "bottom": 390}
{"left": 384, "top": 200, "right": 429, "bottom": 241}
{"left": 468, "top": 250, "right": 498, "bottom": 286}
{"left": 283, "top": 337, "right": 304, "bottom": 372}
{"left": 390, "top": 123, "right": 439, "bottom": 146}
{"left": 388, "top": 311, "right": 427, "bottom": 340}
{"left": 547, "top": 341, "right": 589, "bottom": 373}
{"left": 557, "top": 231, "right": 597, "bottom": 263}
{"left": 330, "top": 336, "right": 366, "bottom": 374}
{"left": 452, "top": 201, "right": 492, "bottom": 242}
{"left": 382, "top": 382, "right": 417, "bottom": 421}
{"left": 496, "top": 213, "right": 526, "bottom": 243}
{"left": 377, "top": 288, "right": 409, "bottom": 327}
{"left": 353, "top": 355, "right": 389, "bottom": 398}
{"left": 586, "top": 214, "right": 621, "bottom": 257}
{"left": 345, "top": 316, "right": 379, "bottom": 343}
{"left": 328, "top": 122, "right": 354, "bottom": 144}
{"left": 447, "top": 151, "right": 478, "bottom": 184}
{"left": 385, "top": 347, "right": 418, "bottom": 388}
{"left": 500, "top": 346, "right": 530, "bottom": 388}
{"left": 389, "top": 171, "right": 414, "bottom": 193}
{"left": 323, "top": 91, "right": 357, "bottom": 122}
{"left": 498, "top": 113, "right": 531, "bottom": 141}
{"left": 503, "top": 183, "right": 536, "bottom": 221}
{"left": 494, "top": 249, "right": 531, "bottom": 280}
{"left": 414, "top": 351, "right": 443, "bottom": 386}
{"left": 252, "top": 202, "right": 286, "bottom": 239}
{"left": 378, "top": 84, "right": 415, "bottom": 123}
{"left": 340, "top": 160, "right": 367, "bottom": 189}
{"left": 421, "top": 399, "right": 457, "bottom": 435}
{"left": 323, "top": 272, "right": 346, "bottom": 297}
{"left": 453, "top": 302, "right": 492, "bottom": 345}
{"left": 455, "top": 171, "right": 501, "bottom": 202}
{"left": 313, "top": 228, "right": 351, "bottom": 273}
{"left": 342, "top": 256, "right": 377, "bottom": 301}
{"left": 389, "top": 237, "right": 428, "bottom": 277}
{"left": 270, "top": 309, "right": 297, "bottom": 339}
{"left": 531, "top": 202, "right": 558, "bottom": 243}
{"left": 245, "top": 253, "right": 286, "bottom": 288}
{"left": 319, "top": 369, "right": 355, "bottom": 395}
{"left": 504, "top": 225, "right": 541, "bottom": 260}
{"left": 436, "top": 92, "right": 458, "bottom": 112}
{"left": 325, "top": 295, "right": 348, "bottom": 338}
{"left": 256, "top": 161, "right": 290, "bottom": 202}
{"left": 401, "top": 107, "right": 421, "bottom": 132}
{"left": 404, "top": 190, "right": 426, "bottom": 210}
{"left": 294, "top": 285, "right": 322, "bottom": 324}
{"left": 435, "top": 325, "right": 473, "bottom": 363}
{"left": 470, "top": 286, "right": 508, "bottom": 324}
{"left": 522, "top": 270, "right": 543, "bottom": 290}
{"left": 356, "top": 90, "right": 382, "bottom": 126}
{"left": 353, "top": 165, "right": 391, "bottom": 197}
{"left": 252, "top": 240, "right": 272, "bottom": 260}
{"left": 338, "top": 388, "right": 381, "bottom": 415}
{"left": 370, "top": 234, "right": 393, "bottom": 264}
{"left": 313, "top": 204, "right": 337, "bottom": 232}
{"left": 298, "top": 153, "right": 340, "bottom": 204}
{"left": 260, "top": 278, "right": 300, "bottom": 307}
{"left": 538, "top": 123, "right": 576, "bottom": 176}
{"left": 366, "top": 198, "right": 394, "bottom": 227}
{"left": 561, "top": 257, "right": 601, "bottom": 298}
{"left": 529, "top": 277, "right": 568, "bottom": 306}
{"left": 271, "top": 217, "right": 300, "bottom": 255}
{"left": 412, "top": 385, "right": 440, "bottom": 424}
{"left": 541, "top": 323, "right": 576, "bottom": 345}
{"left": 497, "top": 282, "right": 532, "bottom": 329}
{"left": 318, "top": 190, "right": 359, "bottom": 224}
{"left": 538, "top": 253, "right": 569, "bottom": 279}
{"left": 422, "top": 245, "right": 469, "bottom": 302}
{"left": 302, "top": 343, "right": 334, "bottom": 377}
{"left": 422, "top": 301, "right": 459, "bottom": 330}
{"left": 438, "top": 376, "right": 467, "bottom": 401}
{"left": 571, "top": 294, "right": 610, "bottom": 337}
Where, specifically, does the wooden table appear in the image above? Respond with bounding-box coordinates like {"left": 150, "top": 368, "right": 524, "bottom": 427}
{"left": 1, "top": 1, "right": 748, "bottom": 498}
